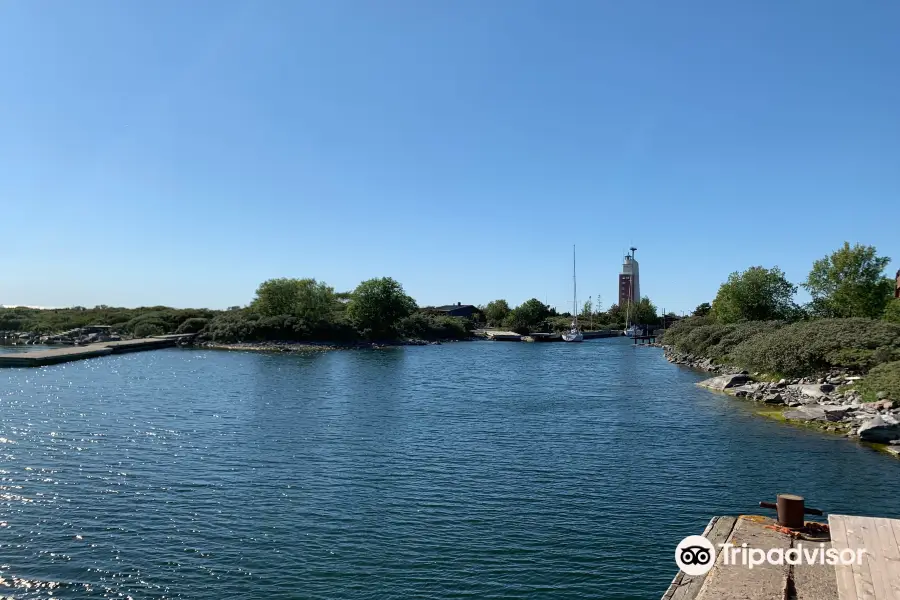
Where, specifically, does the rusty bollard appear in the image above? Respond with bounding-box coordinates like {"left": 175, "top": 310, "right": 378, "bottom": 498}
{"left": 759, "top": 494, "right": 823, "bottom": 529}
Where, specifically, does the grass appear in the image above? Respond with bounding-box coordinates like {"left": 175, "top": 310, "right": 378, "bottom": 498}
{"left": 854, "top": 360, "right": 900, "bottom": 402}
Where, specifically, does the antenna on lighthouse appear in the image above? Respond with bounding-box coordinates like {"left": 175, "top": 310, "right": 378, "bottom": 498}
{"left": 630, "top": 246, "right": 637, "bottom": 259}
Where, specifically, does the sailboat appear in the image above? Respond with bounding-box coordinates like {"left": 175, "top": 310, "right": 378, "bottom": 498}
{"left": 562, "top": 245, "right": 584, "bottom": 342}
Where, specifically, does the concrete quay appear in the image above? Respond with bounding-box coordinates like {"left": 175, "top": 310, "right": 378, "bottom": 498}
{"left": 0, "top": 335, "right": 194, "bottom": 367}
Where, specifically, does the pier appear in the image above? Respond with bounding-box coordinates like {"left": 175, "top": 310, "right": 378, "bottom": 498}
{"left": 0, "top": 335, "right": 195, "bottom": 367}
{"left": 476, "top": 329, "right": 623, "bottom": 342}
{"left": 662, "top": 495, "right": 900, "bottom": 600}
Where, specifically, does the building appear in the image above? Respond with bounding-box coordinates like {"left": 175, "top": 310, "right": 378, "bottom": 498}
{"left": 433, "top": 303, "right": 478, "bottom": 319}
{"left": 618, "top": 247, "right": 640, "bottom": 306}
{"left": 896, "top": 270, "right": 900, "bottom": 299}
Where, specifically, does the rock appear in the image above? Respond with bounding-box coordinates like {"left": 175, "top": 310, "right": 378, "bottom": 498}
{"left": 776, "top": 378, "right": 787, "bottom": 388}
{"left": 783, "top": 406, "right": 828, "bottom": 422}
{"left": 876, "top": 391, "right": 889, "bottom": 400}
{"left": 787, "top": 401, "right": 802, "bottom": 407}
{"left": 730, "top": 384, "right": 757, "bottom": 396}
{"left": 874, "top": 400, "right": 895, "bottom": 411}
{"left": 822, "top": 406, "right": 851, "bottom": 421}
{"left": 857, "top": 415, "right": 900, "bottom": 443}
{"left": 697, "top": 374, "right": 752, "bottom": 391}
{"left": 789, "top": 384, "right": 835, "bottom": 399}
{"left": 886, "top": 447, "right": 900, "bottom": 458}
{"left": 889, "top": 439, "right": 900, "bottom": 446}
{"left": 763, "top": 393, "right": 784, "bottom": 405}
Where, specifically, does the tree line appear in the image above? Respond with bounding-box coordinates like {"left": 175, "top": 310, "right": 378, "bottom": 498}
{"left": 482, "top": 295, "right": 662, "bottom": 335}
{"left": 663, "top": 242, "right": 900, "bottom": 399}
{"left": 689, "top": 242, "right": 898, "bottom": 324}
{"left": 0, "top": 277, "right": 477, "bottom": 343}
{"left": 1, "top": 275, "right": 668, "bottom": 343}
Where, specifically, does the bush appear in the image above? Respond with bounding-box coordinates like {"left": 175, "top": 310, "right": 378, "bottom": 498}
{"left": 175, "top": 318, "right": 208, "bottom": 334}
{"left": 398, "top": 313, "right": 472, "bottom": 341}
{"left": 705, "top": 321, "right": 787, "bottom": 362}
{"left": 133, "top": 321, "right": 166, "bottom": 338}
{"left": 731, "top": 318, "right": 900, "bottom": 376}
{"left": 855, "top": 360, "right": 900, "bottom": 401}
{"left": 204, "top": 311, "right": 261, "bottom": 342}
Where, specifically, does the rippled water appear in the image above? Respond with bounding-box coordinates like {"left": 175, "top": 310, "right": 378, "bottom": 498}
{"left": 1, "top": 340, "right": 899, "bottom": 599}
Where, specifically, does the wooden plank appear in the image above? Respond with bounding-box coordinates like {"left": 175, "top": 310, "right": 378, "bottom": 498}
{"left": 831, "top": 516, "right": 858, "bottom": 600}
{"left": 857, "top": 516, "right": 891, "bottom": 600}
{"left": 873, "top": 518, "right": 900, "bottom": 599}
{"left": 832, "top": 515, "right": 877, "bottom": 600}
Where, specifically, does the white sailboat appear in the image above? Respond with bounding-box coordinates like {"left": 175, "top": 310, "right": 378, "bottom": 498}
{"left": 623, "top": 302, "right": 640, "bottom": 337}
{"left": 562, "top": 245, "right": 584, "bottom": 343}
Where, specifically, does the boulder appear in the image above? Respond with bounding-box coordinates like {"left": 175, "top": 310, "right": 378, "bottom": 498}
{"left": 763, "top": 393, "right": 784, "bottom": 405}
{"left": 822, "top": 406, "right": 851, "bottom": 422}
{"left": 876, "top": 391, "right": 889, "bottom": 400}
{"left": 789, "top": 384, "right": 835, "bottom": 399}
{"left": 783, "top": 406, "right": 828, "bottom": 422}
{"left": 857, "top": 415, "right": 900, "bottom": 443}
{"left": 874, "top": 400, "right": 896, "bottom": 411}
{"left": 697, "top": 374, "right": 752, "bottom": 391}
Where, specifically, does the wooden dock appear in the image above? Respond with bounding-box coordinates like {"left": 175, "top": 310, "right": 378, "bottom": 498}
{"left": 0, "top": 335, "right": 194, "bottom": 367}
{"left": 830, "top": 514, "right": 900, "bottom": 600}
{"left": 662, "top": 514, "right": 900, "bottom": 600}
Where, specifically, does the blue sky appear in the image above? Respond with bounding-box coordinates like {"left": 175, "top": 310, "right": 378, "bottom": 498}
{"left": 2, "top": 0, "right": 898, "bottom": 314}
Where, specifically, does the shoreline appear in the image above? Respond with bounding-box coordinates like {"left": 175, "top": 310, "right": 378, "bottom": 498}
{"left": 660, "top": 345, "right": 900, "bottom": 459}
{"left": 190, "top": 338, "right": 470, "bottom": 353}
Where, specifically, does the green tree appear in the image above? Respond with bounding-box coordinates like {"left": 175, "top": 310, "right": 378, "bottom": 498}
{"left": 252, "top": 278, "right": 336, "bottom": 321}
{"left": 884, "top": 298, "right": 900, "bottom": 324}
{"left": 607, "top": 303, "right": 623, "bottom": 321}
{"left": 347, "top": 277, "right": 417, "bottom": 338}
{"left": 712, "top": 266, "right": 798, "bottom": 323}
{"left": 625, "top": 296, "right": 659, "bottom": 325}
{"left": 484, "top": 299, "right": 511, "bottom": 326}
{"left": 503, "top": 298, "right": 551, "bottom": 334}
{"left": 693, "top": 302, "right": 712, "bottom": 317}
{"left": 582, "top": 298, "right": 593, "bottom": 318}
{"left": 803, "top": 242, "right": 894, "bottom": 318}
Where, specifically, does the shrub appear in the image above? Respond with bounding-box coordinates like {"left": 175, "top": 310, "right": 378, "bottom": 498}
{"left": 855, "top": 360, "right": 900, "bottom": 401}
{"left": 731, "top": 318, "right": 900, "bottom": 376}
{"left": 133, "top": 321, "right": 166, "bottom": 338}
{"left": 705, "top": 321, "right": 786, "bottom": 362}
{"left": 204, "top": 311, "right": 261, "bottom": 342}
{"left": 175, "top": 318, "right": 208, "bottom": 334}
{"left": 885, "top": 298, "right": 900, "bottom": 324}
{"left": 398, "top": 313, "right": 472, "bottom": 341}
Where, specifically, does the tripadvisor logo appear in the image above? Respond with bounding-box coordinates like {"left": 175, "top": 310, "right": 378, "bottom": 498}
{"left": 675, "top": 536, "right": 716, "bottom": 576}
{"left": 675, "top": 535, "right": 866, "bottom": 576}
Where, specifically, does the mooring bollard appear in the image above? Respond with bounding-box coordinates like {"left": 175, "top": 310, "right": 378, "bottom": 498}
{"left": 759, "top": 494, "right": 824, "bottom": 529}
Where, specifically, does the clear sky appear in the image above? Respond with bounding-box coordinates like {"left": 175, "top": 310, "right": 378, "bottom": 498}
{"left": 2, "top": 1, "right": 898, "bottom": 314}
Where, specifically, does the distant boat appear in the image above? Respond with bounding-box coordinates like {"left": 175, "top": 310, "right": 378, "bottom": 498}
{"left": 624, "top": 325, "right": 641, "bottom": 338}
{"left": 562, "top": 245, "right": 584, "bottom": 343}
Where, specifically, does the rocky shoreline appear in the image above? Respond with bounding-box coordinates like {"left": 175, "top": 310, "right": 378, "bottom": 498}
{"left": 662, "top": 346, "right": 900, "bottom": 458}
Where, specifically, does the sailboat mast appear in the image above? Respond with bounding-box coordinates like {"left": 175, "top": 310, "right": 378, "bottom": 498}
{"left": 573, "top": 245, "right": 578, "bottom": 326}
